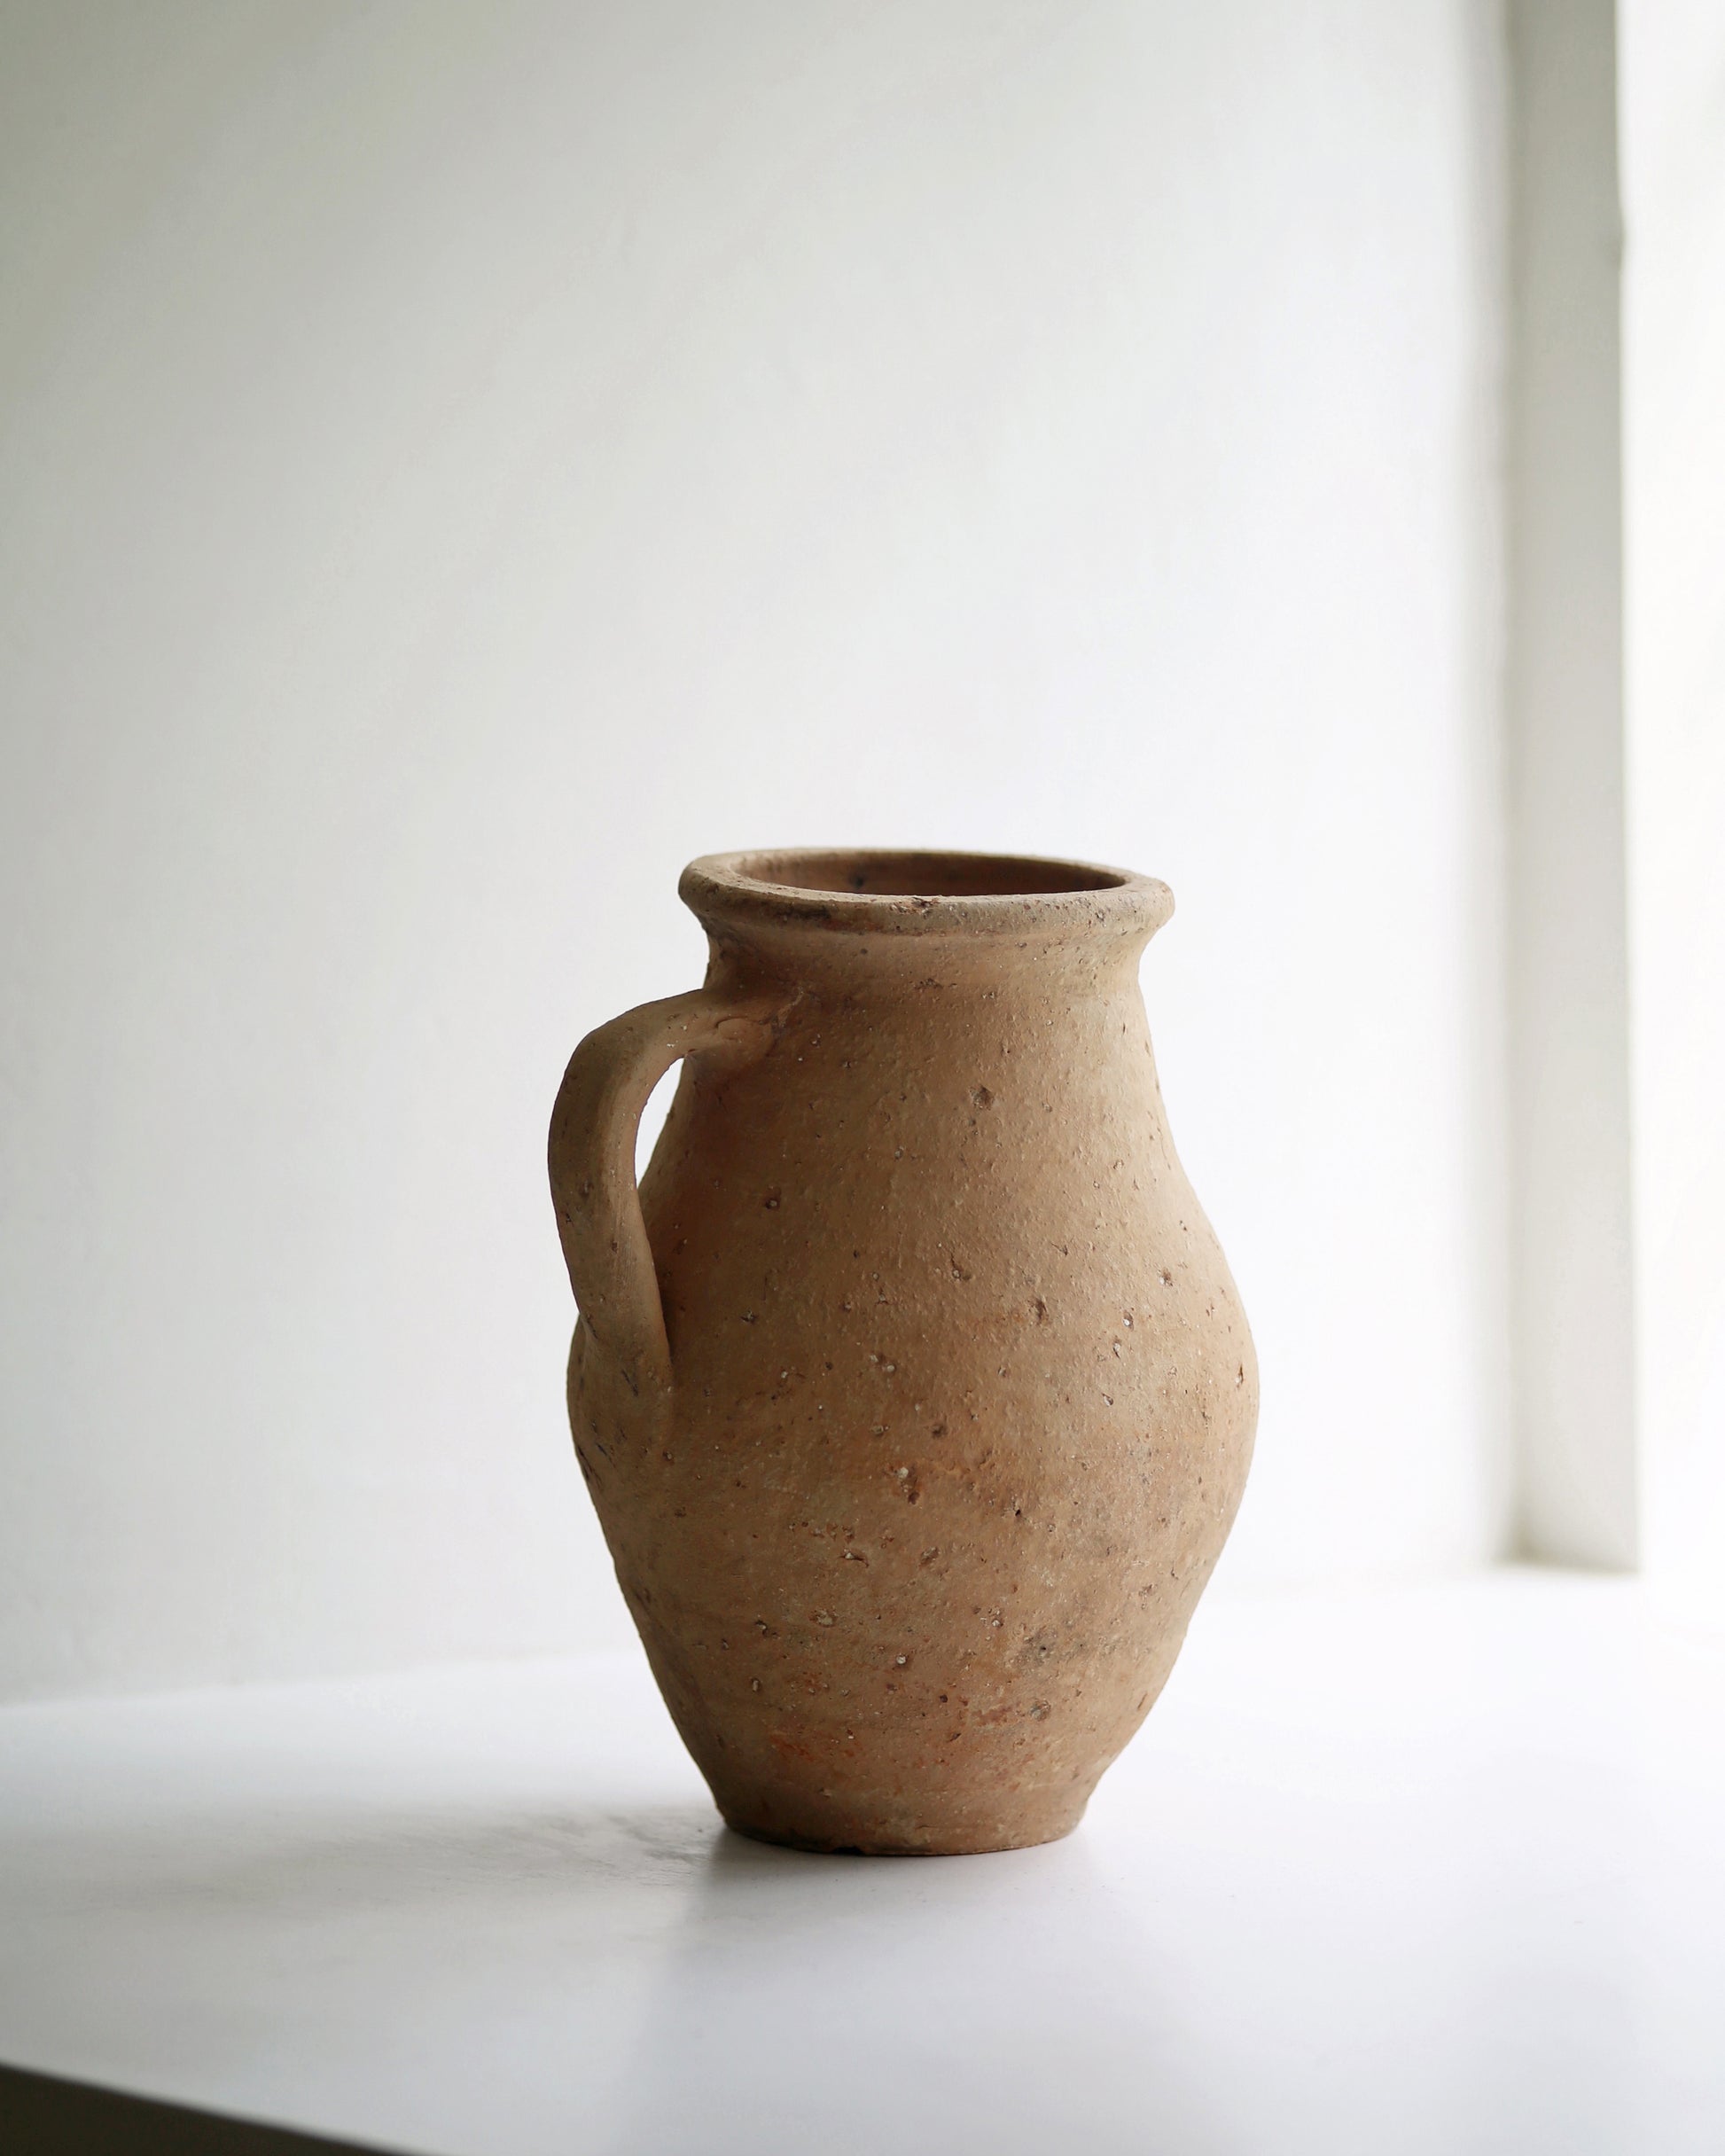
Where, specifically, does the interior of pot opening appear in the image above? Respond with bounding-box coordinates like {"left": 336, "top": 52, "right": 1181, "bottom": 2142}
{"left": 738, "top": 851, "right": 1124, "bottom": 899}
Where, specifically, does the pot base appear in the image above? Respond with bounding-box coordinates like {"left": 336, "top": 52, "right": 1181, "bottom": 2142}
{"left": 718, "top": 1796, "right": 1091, "bottom": 1859}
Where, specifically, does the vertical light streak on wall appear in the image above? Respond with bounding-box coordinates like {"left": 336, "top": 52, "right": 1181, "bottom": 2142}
{"left": 1620, "top": 2, "right": 1725, "bottom": 1623}
{"left": 1505, "top": 0, "right": 1636, "bottom": 1564}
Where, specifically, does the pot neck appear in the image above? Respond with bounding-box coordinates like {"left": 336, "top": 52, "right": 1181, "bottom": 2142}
{"left": 680, "top": 848, "right": 1172, "bottom": 991}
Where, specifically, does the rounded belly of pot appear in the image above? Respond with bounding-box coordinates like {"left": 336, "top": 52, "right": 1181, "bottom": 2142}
{"left": 583, "top": 1161, "right": 1256, "bottom": 1854}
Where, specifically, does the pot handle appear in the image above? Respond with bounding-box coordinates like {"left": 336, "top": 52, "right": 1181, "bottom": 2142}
{"left": 549, "top": 986, "right": 784, "bottom": 1409}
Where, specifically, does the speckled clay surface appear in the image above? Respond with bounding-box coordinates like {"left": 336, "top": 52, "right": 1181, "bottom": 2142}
{"left": 550, "top": 849, "right": 1257, "bottom": 1855}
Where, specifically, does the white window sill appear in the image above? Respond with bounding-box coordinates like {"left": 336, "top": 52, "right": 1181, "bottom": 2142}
{"left": 2, "top": 1566, "right": 1721, "bottom": 2154}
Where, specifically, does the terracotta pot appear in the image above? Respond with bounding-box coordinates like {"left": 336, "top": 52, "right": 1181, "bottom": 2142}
{"left": 550, "top": 849, "right": 1256, "bottom": 1855}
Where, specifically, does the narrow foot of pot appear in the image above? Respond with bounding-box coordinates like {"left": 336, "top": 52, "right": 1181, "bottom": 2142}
{"left": 717, "top": 1792, "right": 1091, "bottom": 1858}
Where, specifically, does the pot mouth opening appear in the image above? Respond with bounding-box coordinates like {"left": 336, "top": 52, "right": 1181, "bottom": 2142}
{"left": 734, "top": 849, "right": 1123, "bottom": 899}
{"left": 680, "top": 848, "right": 1173, "bottom": 941}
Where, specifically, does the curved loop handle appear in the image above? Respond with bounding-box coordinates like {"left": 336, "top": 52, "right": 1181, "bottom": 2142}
{"left": 549, "top": 986, "right": 784, "bottom": 1411}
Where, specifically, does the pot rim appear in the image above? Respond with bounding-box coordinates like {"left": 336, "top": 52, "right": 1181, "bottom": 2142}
{"left": 679, "top": 848, "right": 1174, "bottom": 940}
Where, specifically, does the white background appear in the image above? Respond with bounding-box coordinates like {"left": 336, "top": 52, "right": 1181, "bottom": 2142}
{"left": 1621, "top": 0, "right": 1725, "bottom": 1626}
{"left": 4, "top": 0, "right": 1512, "bottom": 1700}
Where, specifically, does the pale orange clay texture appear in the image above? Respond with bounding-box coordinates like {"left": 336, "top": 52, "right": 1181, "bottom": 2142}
{"left": 550, "top": 849, "right": 1257, "bottom": 1855}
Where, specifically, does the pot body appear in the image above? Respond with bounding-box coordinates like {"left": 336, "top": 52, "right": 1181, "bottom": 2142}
{"left": 551, "top": 851, "right": 1256, "bottom": 1854}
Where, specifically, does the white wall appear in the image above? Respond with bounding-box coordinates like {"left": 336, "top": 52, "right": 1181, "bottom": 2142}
{"left": 0, "top": 0, "right": 1510, "bottom": 1700}
{"left": 1620, "top": 0, "right": 1725, "bottom": 1625}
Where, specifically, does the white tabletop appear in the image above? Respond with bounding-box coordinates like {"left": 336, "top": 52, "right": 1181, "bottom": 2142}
{"left": 2, "top": 1569, "right": 1721, "bottom": 2155}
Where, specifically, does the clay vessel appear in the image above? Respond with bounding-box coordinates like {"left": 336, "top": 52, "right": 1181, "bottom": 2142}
{"left": 550, "top": 849, "right": 1256, "bottom": 1855}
